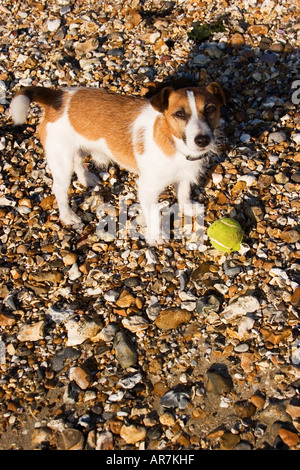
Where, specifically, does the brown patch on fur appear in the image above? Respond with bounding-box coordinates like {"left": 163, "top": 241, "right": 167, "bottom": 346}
{"left": 16, "top": 87, "right": 66, "bottom": 146}
{"left": 38, "top": 121, "right": 47, "bottom": 147}
{"left": 152, "top": 88, "right": 195, "bottom": 149}
{"left": 150, "top": 87, "right": 173, "bottom": 113}
{"left": 163, "top": 89, "right": 194, "bottom": 140}
{"left": 153, "top": 116, "right": 176, "bottom": 157}
{"left": 68, "top": 89, "right": 147, "bottom": 172}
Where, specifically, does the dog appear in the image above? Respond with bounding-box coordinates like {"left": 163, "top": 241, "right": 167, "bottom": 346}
{"left": 9, "top": 82, "right": 227, "bottom": 245}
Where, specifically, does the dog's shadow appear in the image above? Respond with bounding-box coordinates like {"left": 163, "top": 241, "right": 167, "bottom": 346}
{"left": 141, "top": 12, "right": 298, "bottom": 241}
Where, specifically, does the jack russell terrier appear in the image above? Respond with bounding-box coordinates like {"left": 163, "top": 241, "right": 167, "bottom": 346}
{"left": 9, "top": 82, "right": 227, "bottom": 245}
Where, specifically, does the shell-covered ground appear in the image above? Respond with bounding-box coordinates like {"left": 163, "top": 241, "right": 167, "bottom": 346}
{"left": 0, "top": 0, "right": 300, "bottom": 450}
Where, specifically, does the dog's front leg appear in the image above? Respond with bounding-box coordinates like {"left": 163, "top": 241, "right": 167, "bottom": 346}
{"left": 177, "top": 179, "right": 202, "bottom": 217}
{"left": 138, "top": 182, "right": 164, "bottom": 246}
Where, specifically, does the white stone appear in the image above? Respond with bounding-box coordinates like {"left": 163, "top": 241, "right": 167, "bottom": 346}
{"left": 268, "top": 131, "right": 286, "bottom": 144}
{"left": 68, "top": 262, "right": 82, "bottom": 280}
{"left": 220, "top": 396, "right": 232, "bottom": 408}
{"left": 269, "top": 154, "right": 279, "bottom": 164}
{"left": 145, "top": 248, "right": 158, "bottom": 264}
{"left": 238, "top": 174, "right": 257, "bottom": 186}
{"left": 47, "top": 305, "right": 74, "bottom": 323}
{"left": 65, "top": 318, "right": 102, "bottom": 346}
{"left": 291, "top": 340, "right": 300, "bottom": 366}
{"left": 0, "top": 137, "right": 6, "bottom": 151}
{"left": 119, "top": 373, "right": 143, "bottom": 389}
{"left": 0, "top": 197, "right": 16, "bottom": 207}
{"left": 122, "top": 315, "right": 149, "bottom": 333}
{"left": 17, "top": 321, "right": 44, "bottom": 342}
{"left": 149, "top": 31, "right": 161, "bottom": 43}
{"left": 108, "top": 390, "right": 124, "bottom": 402}
{"left": 47, "top": 19, "right": 61, "bottom": 32}
{"left": 291, "top": 133, "right": 300, "bottom": 144}
{"left": 221, "top": 295, "right": 260, "bottom": 322}
{"left": 104, "top": 289, "right": 120, "bottom": 302}
{"left": 0, "top": 339, "right": 5, "bottom": 364}
{"left": 212, "top": 172, "right": 223, "bottom": 185}
{"left": 238, "top": 316, "right": 255, "bottom": 338}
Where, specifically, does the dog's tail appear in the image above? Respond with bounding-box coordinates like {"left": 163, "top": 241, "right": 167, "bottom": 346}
{"left": 10, "top": 86, "right": 64, "bottom": 125}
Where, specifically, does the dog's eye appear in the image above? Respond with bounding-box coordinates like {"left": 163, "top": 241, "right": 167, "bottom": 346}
{"left": 205, "top": 104, "right": 217, "bottom": 115}
{"left": 174, "top": 110, "right": 187, "bottom": 120}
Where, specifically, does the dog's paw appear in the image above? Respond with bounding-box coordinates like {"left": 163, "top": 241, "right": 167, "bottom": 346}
{"left": 61, "top": 211, "right": 84, "bottom": 229}
{"left": 145, "top": 235, "right": 167, "bottom": 247}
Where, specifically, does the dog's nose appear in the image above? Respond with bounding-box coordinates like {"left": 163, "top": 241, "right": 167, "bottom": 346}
{"left": 195, "top": 134, "right": 211, "bottom": 148}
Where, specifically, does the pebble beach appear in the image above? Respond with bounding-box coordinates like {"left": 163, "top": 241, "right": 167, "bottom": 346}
{"left": 0, "top": 0, "right": 300, "bottom": 451}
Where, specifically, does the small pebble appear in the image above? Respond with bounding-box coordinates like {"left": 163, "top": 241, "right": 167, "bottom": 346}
{"left": 154, "top": 308, "right": 192, "bottom": 330}
{"left": 234, "top": 400, "right": 256, "bottom": 418}
{"left": 17, "top": 321, "right": 44, "bottom": 342}
{"left": 220, "top": 432, "right": 240, "bottom": 450}
{"left": 250, "top": 394, "right": 266, "bottom": 410}
{"left": 233, "top": 441, "right": 252, "bottom": 450}
{"left": 221, "top": 295, "right": 260, "bottom": 322}
{"left": 268, "top": 131, "right": 287, "bottom": 144}
{"left": 240, "top": 133, "right": 251, "bottom": 143}
{"left": 69, "top": 366, "right": 93, "bottom": 390}
{"left": 196, "top": 293, "right": 221, "bottom": 315}
{"left": 120, "top": 424, "right": 147, "bottom": 444}
{"left": 206, "top": 370, "right": 234, "bottom": 395}
{"left": 96, "top": 431, "right": 114, "bottom": 450}
{"left": 56, "top": 429, "right": 84, "bottom": 450}
{"left": 159, "top": 411, "right": 176, "bottom": 426}
{"left": 278, "top": 428, "right": 299, "bottom": 447}
{"left": 234, "top": 343, "right": 249, "bottom": 353}
{"left": 65, "top": 318, "right": 102, "bottom": 346}
{"left": 160, "top": 385, "right": 192, "bottom": 410}
{"left": 51, "top": 347, "right": 81, "bottom": 372}
{"left": 47, "top": 19, "right": 61, "bottom": 32}
{"left": 113, "top": 330, "right": 138, "bottom": 369}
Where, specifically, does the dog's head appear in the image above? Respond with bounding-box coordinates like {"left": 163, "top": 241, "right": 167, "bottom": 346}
{"left": 150, "top": 82, "right": 228, "bottom": 160}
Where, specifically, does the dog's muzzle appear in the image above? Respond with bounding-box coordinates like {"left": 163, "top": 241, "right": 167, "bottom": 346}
{"left": 186, "top": 133, "right": 214, "bottom": 161}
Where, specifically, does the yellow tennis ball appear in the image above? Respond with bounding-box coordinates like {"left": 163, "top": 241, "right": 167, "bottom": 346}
{"left": 207, "top": 218, "right": 244, "bottom": 253}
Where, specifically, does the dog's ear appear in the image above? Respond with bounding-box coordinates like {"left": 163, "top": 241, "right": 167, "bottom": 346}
{"left": 206, "top": 82, "right": 231, "bottom": 106}
{"left": 150, "top": 86, "right": 173, "bottom": 112}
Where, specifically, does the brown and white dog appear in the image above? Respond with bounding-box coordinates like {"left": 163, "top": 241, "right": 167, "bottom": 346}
{"left": 10, "top": 82, "right": 227, "bottom": 245}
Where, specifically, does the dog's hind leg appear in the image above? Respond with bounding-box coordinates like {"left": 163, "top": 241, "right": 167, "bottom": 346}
{"left": 45, "top": 135, "right": 82, "bottom": 227}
